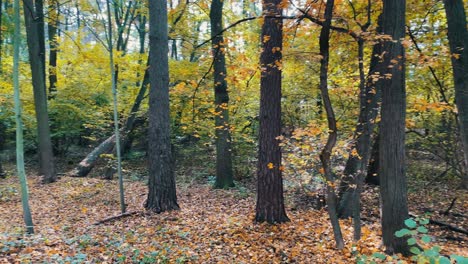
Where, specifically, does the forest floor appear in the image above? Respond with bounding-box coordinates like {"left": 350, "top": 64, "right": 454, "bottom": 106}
{"left": 0, "top": 162, "right": 467, "bottom": 263}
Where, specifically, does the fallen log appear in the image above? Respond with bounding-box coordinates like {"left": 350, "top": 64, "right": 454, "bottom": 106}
{"left": 92, "top": 211, "right": 139, "bottom": 225}
{"left": 67, "top": 135, "right": 116, "bottom": 177}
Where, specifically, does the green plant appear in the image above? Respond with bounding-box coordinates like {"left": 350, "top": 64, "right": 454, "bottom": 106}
{"left": 357, "top": 217, "right": 468, "bottom": 264}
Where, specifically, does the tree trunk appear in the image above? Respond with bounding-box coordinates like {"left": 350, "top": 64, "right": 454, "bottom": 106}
{"left": 317, "top": 0, "right": 344, "bottom": 249}
{"left": 68, "top": 135, "right": 116, "bottom": 177}
{"left": 379, "top": 0, "right": 410, "bottom": 255}
{"left": 0, "top": 0, "right": 3, "bottom": 73}
{"left": 23, "top": 0, "right": 57, "bottom": 183}
{"left": 338, "top": 17, "right": 383, "bottom": 219}
{"left": 443, "top": 0, "right": 468, "bottom": 189}
{"left": 145, "top": 0, "right": 179, "bottom": 213}
{"left": 48, "top": 0, "right": 59, "bottom": 99}
{"left": 14, "top": 0, "right": 34, "bottom": 233}
{"left": 210, "top": 0, "right": 234, "bottom": 189}
{"left": 365, "top": 133, "right": 380, "bottom": 185}
{"left": 255, "top": 0, "right": 289, "bottom": 224}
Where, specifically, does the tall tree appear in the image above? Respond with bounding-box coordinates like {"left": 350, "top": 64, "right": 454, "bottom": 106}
{"left": 317, "top": 0, "right": 344, "bottom": 249}
{"left": 210, "top": 0, "right": 234, "bottom": 189}
{"left": 255, "top": 0, "right": 289, "bottom": 224}
{"left": 379, "top": 0, "right": 410, "bottom": 255}
{"left": 106, "top": 0, "right": 125, "bottom": 214}
{"left": 14, "top": 0, "right": 34, "bottom": 234}
{"left": 443, "top": 0, "right": 468, "bottom": 189}
{"left": 23, "top": 0, "right": 57, "bottom": 183}
{"left": 145, "top": 0, "right": 179, "bottom": 212}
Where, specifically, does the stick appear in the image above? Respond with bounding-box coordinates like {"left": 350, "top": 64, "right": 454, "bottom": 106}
{"left": 92, "top": 211, "right": 139, "bottom": 225}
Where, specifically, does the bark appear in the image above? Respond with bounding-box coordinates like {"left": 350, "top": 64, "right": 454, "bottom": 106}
{"left": 338, "top": 18, "right": 383, "bottom": 219}
{"left": 14, "top": 0, "right": 34, "bottom": 233}
{"left": 48, "top": 0, "right": 59, "bottom": 99}
{"left": 210, "top": 0, "right": 234, "bottom": 189}
{"left": 365, "top": 133, "right": 380, "bottom": 185}
{"left": 317, "top": 0, "right": 344, "bottom": 249}
{"left": 379, "top": 0, "right": 410, "bottom": 255}
{"left": 0, "top": 162, "right": 4, "bottom": 179}
{"left": 255, "top": 0, "right": 289, "bottom": 224}
{"left": 23, "top": 0, "right": 57, "bottom": 183}
{"left": 68, "top": 135, "right": 116, "bottom": 177}
{"left": 145, "top": 0, "right": 179, "bottom": 213}
{"left": 443, "top": 0, "right": 468, "bottom": 189}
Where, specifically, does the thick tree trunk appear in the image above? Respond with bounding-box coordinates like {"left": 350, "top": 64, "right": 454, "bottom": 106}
{"left": 338, "top": 19, "right": 383, "bottom": 219}
{"left": 379, "top": 0, "right": 410, "bottom": 255}
{"left": 255, "top": 0, "right": 289, "bottom": 224}
{"left": 210, "top": 0, "right": 234, "bottom": 189}
{"left": 443, "top": 0, "right": 468, "bottom": 189}
{"left": 23, "top": 0, "right": 56, "bottom": 183}
{"left": 48, "top": 0, "right": 59, "bottom": 99}
{"left": 145, "top": 0, "right": 179, "bottom": 212}
{"left": 317, "top": 0, "right": 344, "bottom": 249}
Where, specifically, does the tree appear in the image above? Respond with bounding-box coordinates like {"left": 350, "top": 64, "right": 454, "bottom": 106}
{"left": 255, "top": 0, "right": 288, "bottom": 224}
{"left": 379, "top": 0, "right": 410, "bottom": 255}
{"left": 210, "top": 0, "right": 234, "bottom": 189}
{"left": 23, "top": 0, "right": 57, "bottom": 183}
{"left": 317, "top": 0, "right": 344, "bottom": 249}
{"left": 443, "top": 0, "right": 468, "bottom": 189}
{"left": 14, "top": 0, "right": 34, "bottom": 234}
{"left": 145, "top": 0, "right": 179, "bottom": 212}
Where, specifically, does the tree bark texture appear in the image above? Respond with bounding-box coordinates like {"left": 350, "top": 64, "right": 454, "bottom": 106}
{"left": 48, "top": 0, "right": 59, "bottom": 98}
{"left": 318, "top": 0, "right": 344, "bottom": 249}
{"left": 145, "top": 0, "right": 179, "bottom": 213}
{"left": 210, "top": 0, "right": 234, "bottom": 189}
{"left": 23, "top": 0, "right": 57, "bottom": 183}
{"left": 255, "top": 0, "right": 289, "bottom": 224}
{"left": 338, "top": 19, "right": 383, "bottom": 219}
{"left": 379, "top": 0, "right": 410, "bottom": 255}
{"left": 443, "top": 0, "right": 468, "bottom": 189}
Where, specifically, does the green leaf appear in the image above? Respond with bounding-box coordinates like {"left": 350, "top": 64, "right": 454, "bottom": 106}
{"left": 410, "top": 246, "right": 421, "bottom": 255}
{"left": 439, "top": 256, "right": 451, "bottom": 264}
{"left": 395, "top": 228, "right": 411, "bottom": 237}
{"left": 425, "top": 248, "right": 439, "bottom": 258}
{"left": 450, "top": 255, "right": 468, "bottom": 264}
{"left": 417, "top": 226, "right": 428, "bottom": 233}
{"left": 407, "top": 237, "right": 417, "bottom": 245}
{"left": 419, "top": 218, "right": 430, "bottom": 225}
{"left": 372, "top": 252, "right": 386, "bottom": 260}
{"left": 421, "top": 234, "right": 431, "bottom": 243}
{"left": 405, "top": 219, "right": 417, "bottom": 229}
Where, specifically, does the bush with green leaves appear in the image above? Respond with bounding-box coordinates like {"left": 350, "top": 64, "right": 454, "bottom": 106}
{"left": 357, "top": 217, "right": 468, "bottom": 264}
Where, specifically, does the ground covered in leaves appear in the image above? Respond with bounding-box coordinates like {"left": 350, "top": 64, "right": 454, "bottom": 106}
{"left": 0, "top": 172, "right": 467, "bottom": 263}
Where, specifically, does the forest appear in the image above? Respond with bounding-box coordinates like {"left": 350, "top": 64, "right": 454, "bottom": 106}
{"left": 0, "top": 0, "right": 467, "bottom": 262}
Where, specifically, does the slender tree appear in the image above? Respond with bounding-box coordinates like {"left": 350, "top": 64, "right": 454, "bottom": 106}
{"left": 145, "top": 0, "right": 179, "bottom": 212}
{"left": 379, "top": 0, "right": 410, "bottom": 255}
{"left": 210, "top": 0, "right": 234, "bottom": 188}
{"left": 14, "top": 0, "right": 34, "bottom": 234}
{"left": 23, "top": 0, "right": 57, "bottom": 183}
{"left": 443, "top": 0, "right": 468, "bottom": 189}
{"left": 317, "top": 0, "right": 344, "bottom": 249}
{"left": 338, "top": 15, "right": 383, "bottom": 223}
{"left": 105, "top": 0, "right": 126, "bottom": 214}
{"left": 255, "top": 0, "right": 289, "bottom": 224}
